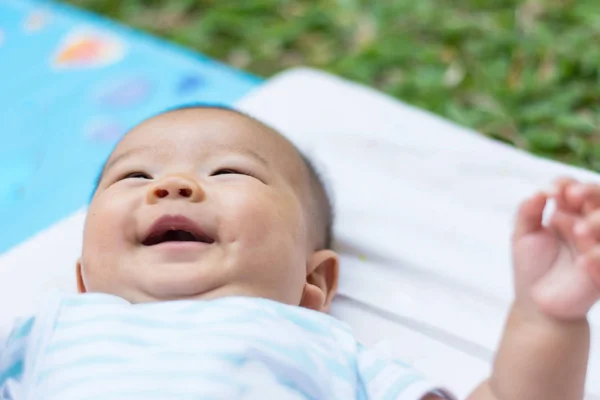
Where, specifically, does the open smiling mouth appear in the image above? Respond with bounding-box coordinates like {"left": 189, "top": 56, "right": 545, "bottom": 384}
{"left": 142, "top": 216, "right": 215, "bottom": 246}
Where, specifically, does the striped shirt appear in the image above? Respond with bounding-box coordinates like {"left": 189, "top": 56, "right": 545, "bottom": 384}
{"left": 0, "top": 293, "right": 454, "bottom": 399}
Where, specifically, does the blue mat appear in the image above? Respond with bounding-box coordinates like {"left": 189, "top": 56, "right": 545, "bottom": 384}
{"left": 0, "top": 0, "right": 263, "bottom": 254}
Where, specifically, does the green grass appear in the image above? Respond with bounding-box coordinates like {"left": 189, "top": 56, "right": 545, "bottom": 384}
{"left": 64, "top": 0, "right": 600, "bottom": 171}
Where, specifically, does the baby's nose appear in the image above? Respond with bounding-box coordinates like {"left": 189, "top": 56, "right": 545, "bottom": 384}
{"left": 147, "top": 175, "right": 204, "bottom": 204}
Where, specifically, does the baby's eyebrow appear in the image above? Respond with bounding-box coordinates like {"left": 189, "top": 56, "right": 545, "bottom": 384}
{"left": 232, "top": 147, "right": 269, "bottom": 167}
{"left": 211, "top": 143, "right": 269, "bottom": 167}
{"left": 102, "top": 146, "right": 153, "bottom": 174}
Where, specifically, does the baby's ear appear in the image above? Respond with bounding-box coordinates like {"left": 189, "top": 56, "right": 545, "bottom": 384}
{"left": 76, "top": 259, "right": 87, "bottom": 293}
{"left": 300, "top": 250, "right": 339, "bottom": 312}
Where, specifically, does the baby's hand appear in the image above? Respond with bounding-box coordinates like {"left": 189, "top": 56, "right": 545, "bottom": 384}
{"left": 513, "top": 178, "right": 600, "bottom": 321}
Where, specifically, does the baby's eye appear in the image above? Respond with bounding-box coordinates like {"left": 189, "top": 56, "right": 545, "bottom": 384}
{"left": 211, "top": 168, "right": 245, "bottom": 176}
{"left": 122, "top": 172, "right": 152, "bottom": 180}
{"left": 210, "top": 167, "right": 264, "bottom": 183}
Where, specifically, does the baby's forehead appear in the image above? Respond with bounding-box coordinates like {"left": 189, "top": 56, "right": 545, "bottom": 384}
{"left": 109, "top": 107, "right": 308, "bottom": 183}
{"left": 123, "top": 108, "right": 276, "bottom": 149}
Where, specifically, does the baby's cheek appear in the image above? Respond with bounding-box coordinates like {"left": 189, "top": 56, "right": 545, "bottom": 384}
{"left": 226, "top": 206, "right": 281, "bottom": 246}
{"left": 85, "top": 197, "right": 132, "bottom": 254}
{"left": 82, "top": 195, "right": 139, "bottom": 292}
{"left": 223, "top": 193, "right": 305, "bottom": 248}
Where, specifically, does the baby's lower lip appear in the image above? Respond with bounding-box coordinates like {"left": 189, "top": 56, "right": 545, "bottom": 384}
{"left": 145, "top": 241, "right": 211, "bottom": 250}
{"left": 143, "top": 241, "right": 212, "bottom": 264}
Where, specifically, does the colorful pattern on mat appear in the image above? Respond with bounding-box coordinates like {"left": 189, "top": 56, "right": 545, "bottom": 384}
{"left": 0, "top": 0, "right": 262, "bottom": 255}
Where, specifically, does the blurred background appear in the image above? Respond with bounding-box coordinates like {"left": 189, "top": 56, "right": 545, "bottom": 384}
{"left": 64, "top": 0, "right": 600, "bottom": 171}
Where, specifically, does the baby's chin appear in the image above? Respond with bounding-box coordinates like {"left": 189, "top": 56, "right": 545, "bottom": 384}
{"left": 82, "top": 257, "right": 296, "bottom": 305}
{"left": 120, "top": 258, "right": 224, "bottom": 299}
{"left": 117, "top": 279, "right": 272, "bottom": 304}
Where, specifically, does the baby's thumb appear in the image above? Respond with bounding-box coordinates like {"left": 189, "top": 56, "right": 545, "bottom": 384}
{"left": 513, "top": 192, "right": 548, "bottom": 241}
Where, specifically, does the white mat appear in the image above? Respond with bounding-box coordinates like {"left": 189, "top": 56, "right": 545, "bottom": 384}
{"left": 2, "top": 67, "right": 600, "bottom": 398}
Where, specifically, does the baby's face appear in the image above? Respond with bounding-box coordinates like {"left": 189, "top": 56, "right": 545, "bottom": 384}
{"left": 78, "top": 108, "right": 335, "bottom": 308}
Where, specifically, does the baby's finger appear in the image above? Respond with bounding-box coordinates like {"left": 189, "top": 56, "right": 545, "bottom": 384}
{"left": 572, "top": 217, "right": 598, "bottom": 253}
{"left": 550, "top": 177, "right": 578, "bottom": 212}
{"left": 549, "top": 210, "right": 590, "bottom": 252}
{"left": 567, "top": 183, "right": 600, "bottom": 214}
{"left": 578, "top": 210, "right": 600, "bottom": 239}
{"left": 514, "top": 192, "right": 548, "bottom": 240}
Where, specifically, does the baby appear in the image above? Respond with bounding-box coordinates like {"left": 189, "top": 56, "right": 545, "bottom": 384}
{"left": 2, "top": 105, "right": 600, "bottom": 399}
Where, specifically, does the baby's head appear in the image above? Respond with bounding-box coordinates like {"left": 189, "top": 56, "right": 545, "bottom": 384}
{"left": 77, "top": 106, "right": 339, "bottom": 312}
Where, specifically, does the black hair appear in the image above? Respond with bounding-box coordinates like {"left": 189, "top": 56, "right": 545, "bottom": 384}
{"left": 91, "top": 103, "right": 334, "bottom": 249}
{"left": 298, "top": 153, "right": 334, "bottom": 250}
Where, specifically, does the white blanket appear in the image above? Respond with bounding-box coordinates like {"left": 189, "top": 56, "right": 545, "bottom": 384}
{"left": 1, "top": 67, "right": 600, "bottom": 398}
